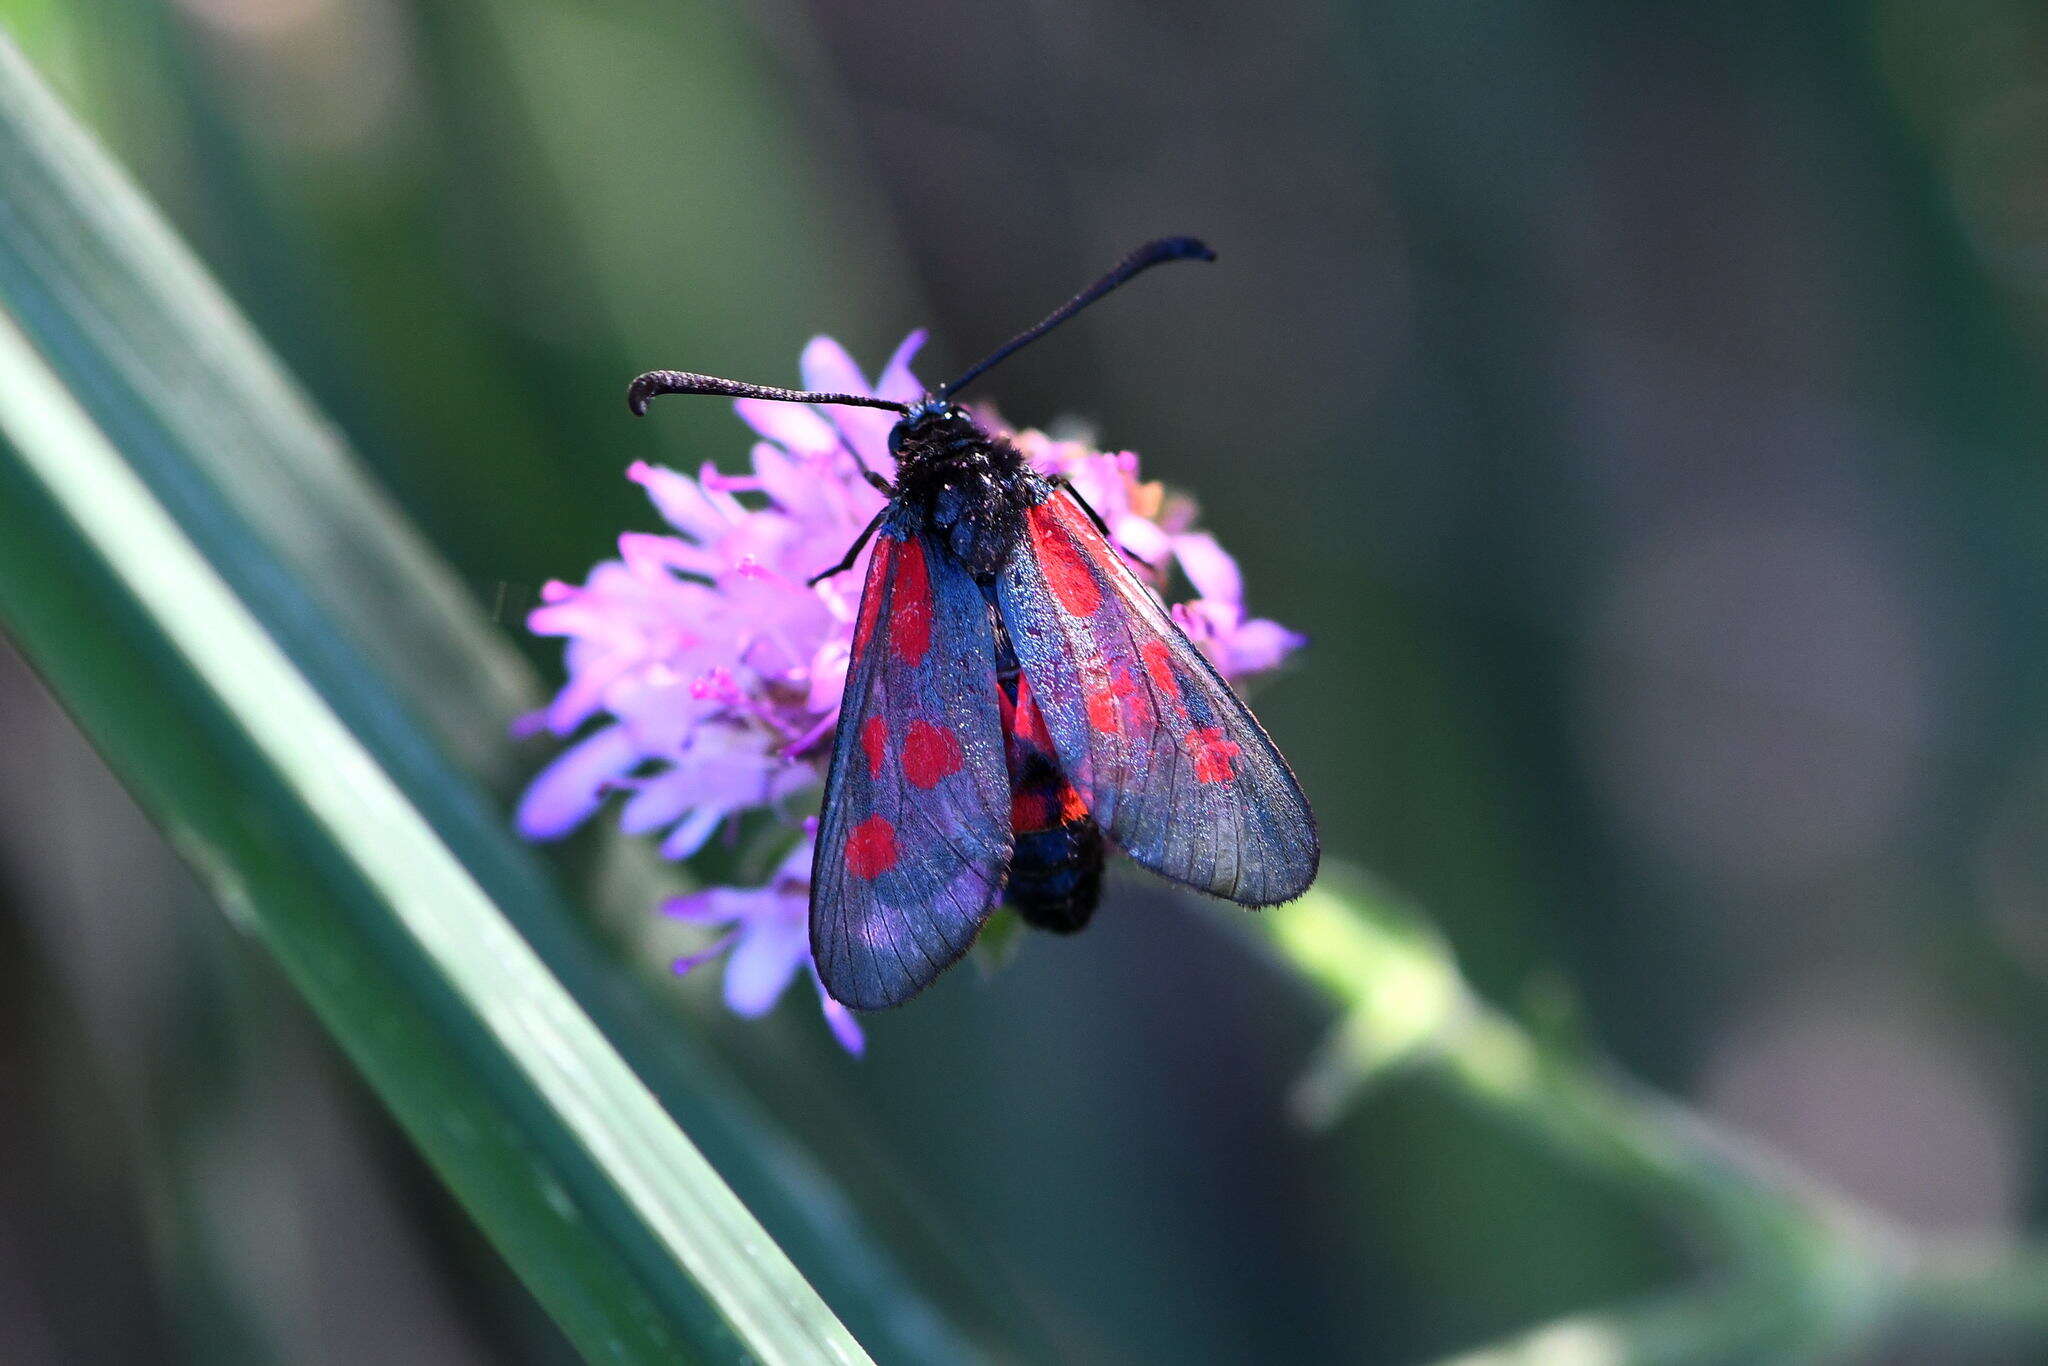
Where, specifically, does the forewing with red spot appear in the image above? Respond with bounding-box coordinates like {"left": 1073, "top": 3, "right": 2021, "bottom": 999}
{"left": 996, "top": 485, "right": 1318, "bottom": 904}
{"left": 812, "top": 518, "right": 1012, "bottom": 1009}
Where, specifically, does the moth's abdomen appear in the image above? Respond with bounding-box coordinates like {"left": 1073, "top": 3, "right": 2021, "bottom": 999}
{"left": 1006, "top": 816, "right": 1104, "bottom": 933}
{"left": 998, "top": 663, "right": 1104, "bottom": 933}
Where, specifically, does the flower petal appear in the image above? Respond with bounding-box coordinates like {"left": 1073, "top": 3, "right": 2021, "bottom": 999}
{"left": 660, "top": 805, "right": 728, "bottom": 859}
{"left": 515, "top": 725, "right": 639, "bottom": 839}
{"left": 663, "top": 885, "right": 763, "bottom": 926}
{"left": 619, "top": 532, "right": 720, "bottom": 579}
{"left": 802, "top": 336, "right": 899, "bottom": 471}
{"left": 723, "top": 910, "right": 808, "bottom": 1016}
{"left": 1219, "top": 617, "right": 1308, "bottom": 675}
{"left": 735, "top": 398, "right": 837, "bottom": 454}
{"left": 751, "top": 442, "right": 833, "bottom": 524}
{"left": 774, "top": 834, "right": 816, "bottom": 883}
{"left": 812, "top": 970, "right": 865, "bottom": 1056}
{"left": 807, "top": 638, "right": 851, "bottom": 713}
{"left": 1112, "top": 515, "right": 1171, "bottom": 566}
{"left": 875, "top": 329, "right": 927, "bottom": 404}
{"left": 1173, "top": 532, "right": 1243, "bottom": 606}
{"left": 629, "top": 461, "right": 733, "bottom": 542}
{"left": 799, "top": 335, "right": 870, "bottom": 395}
{"left": 540, "top": 648, "right": 638, "bottom": 734}
{"left": 618, "top": 769, "right": 695, "bottom": 834}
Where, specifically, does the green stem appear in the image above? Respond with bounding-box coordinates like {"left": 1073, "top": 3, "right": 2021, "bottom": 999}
{"left": 1267, "top": 867, "right": 2048, "bottom": 1365}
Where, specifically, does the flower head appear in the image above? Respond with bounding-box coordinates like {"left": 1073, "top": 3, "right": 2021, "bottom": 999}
{"left": 519, "top": 334, "right": 1303, "bottom": 1048}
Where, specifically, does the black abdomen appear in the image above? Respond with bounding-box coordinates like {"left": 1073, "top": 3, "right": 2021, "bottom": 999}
{"left": 1007, "top": 817, "right": 1104, "bottom": 933}
{"left": 998, "top": 651, "right": 1104, "bottom": 934}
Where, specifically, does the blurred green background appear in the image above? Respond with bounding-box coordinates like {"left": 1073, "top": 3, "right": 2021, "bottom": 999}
{"left": 3, "top": 1, "right": 2047, "bottom": 1361}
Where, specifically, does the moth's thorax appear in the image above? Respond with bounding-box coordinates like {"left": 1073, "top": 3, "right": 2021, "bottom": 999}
{"left": 887, "top": 403, "right": 1036, "bottom": 580}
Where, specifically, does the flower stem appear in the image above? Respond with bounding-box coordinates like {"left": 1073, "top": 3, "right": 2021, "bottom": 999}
{"left": 1266, "top": 867, "right": 2048, "bottom": 1363}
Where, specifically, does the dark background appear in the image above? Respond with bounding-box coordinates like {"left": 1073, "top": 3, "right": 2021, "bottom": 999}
{"left": 2, "top": 1, "right": 2046, "bottom": 1361}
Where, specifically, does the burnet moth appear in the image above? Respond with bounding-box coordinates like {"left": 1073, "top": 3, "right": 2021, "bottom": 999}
{"left": 628, "top": 238, "right": 1319, "bottom": 1009}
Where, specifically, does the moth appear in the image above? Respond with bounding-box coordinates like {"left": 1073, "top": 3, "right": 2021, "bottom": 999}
{"left": 628, "top": 238, "right": 1318, "bottom": 1009}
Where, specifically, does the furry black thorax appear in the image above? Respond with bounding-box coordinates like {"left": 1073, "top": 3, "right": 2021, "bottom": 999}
{"left": 886, "top": 401, "right": 1042, "bottom": 581}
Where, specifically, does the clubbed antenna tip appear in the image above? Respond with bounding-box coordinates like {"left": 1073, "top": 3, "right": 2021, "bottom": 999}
{"left": 938, "top": 236, "right": 1218, "bottom": 398}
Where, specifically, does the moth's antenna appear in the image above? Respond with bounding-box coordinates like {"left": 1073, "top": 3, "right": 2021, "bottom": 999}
{"left": 627, "top": 370, "right": 908, "bottom": 417}
{"left": 937, "top": 236, "right": 1216, "bottom": 400}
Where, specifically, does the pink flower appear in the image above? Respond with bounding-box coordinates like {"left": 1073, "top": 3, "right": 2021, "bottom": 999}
{"left": 665, "top": 835, "right": 864, "bottom": 1054}
{"left": 519, "top": 334, "right": 1303, "bottom": 1049}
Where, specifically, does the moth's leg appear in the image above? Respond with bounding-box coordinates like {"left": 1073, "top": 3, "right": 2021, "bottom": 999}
{"left": 823, "top": 416, "right": 897, "bottom": 495}
{"left": 808, "top": 508, "right": 887, "bottom": 586}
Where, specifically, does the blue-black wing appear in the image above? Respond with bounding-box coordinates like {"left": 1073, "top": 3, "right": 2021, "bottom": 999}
{"left": 996, "top": 484, "right": 1318, "bottom": 904}
{"left": 811, "top": 514, "right": 1013, "bottom": 1009}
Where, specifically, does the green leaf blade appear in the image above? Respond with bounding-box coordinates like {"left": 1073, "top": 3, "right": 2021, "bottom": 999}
{"left": 0, "top": 33, "right": 907, "bottom": 1366}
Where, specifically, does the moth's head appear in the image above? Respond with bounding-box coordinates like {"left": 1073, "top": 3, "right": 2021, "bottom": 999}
{"left": 888, "top": 397, "right": 977, "bottom": 461}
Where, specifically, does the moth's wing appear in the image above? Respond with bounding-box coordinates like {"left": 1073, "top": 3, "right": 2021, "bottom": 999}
{"left": 811, "top": 521, "right": 1013, "bottom": 1009}
{"left": 996, "top": 487, "right": 1318, "bottom": 905}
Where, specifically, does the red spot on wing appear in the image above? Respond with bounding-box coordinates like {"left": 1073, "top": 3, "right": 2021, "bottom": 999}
{"left": 1085, "top": 681, "right": 1121, "bottom": 734}
{"left": 852, "top": 538, "right": 891, "bottom": 654}
{"left": 1183, "top": 727, "right": 1242, "bottom": 784}
{"left": 860, "top": 715, "right": 888, "bottom": 776}
{"left": 845, "top": 814, "right": 898, "bottom": 879}
{"left": 902, "top": 719, "right": 964, "bottom": 789}
{"left": 890, "top": 535, "right": 933, "bottom": 664}
{"left": 1141, "top": 639, "right": 1181, "bottom": 702}
{"left": 1028, "top": 502, "right": 1102, "bottom": 617}
{"left": 1086, "top": 663, "right": 1153, "bottom": 736}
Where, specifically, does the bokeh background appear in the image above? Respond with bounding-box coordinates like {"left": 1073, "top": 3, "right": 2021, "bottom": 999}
{"left": 3, "top": 1, "right": 2047, "bottom": 1361}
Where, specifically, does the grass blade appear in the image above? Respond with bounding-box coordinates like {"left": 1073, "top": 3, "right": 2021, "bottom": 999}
{"left": 0, "top": 33, "right": 891, "bottom": 1365}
